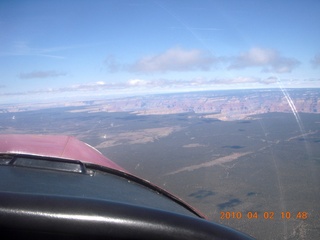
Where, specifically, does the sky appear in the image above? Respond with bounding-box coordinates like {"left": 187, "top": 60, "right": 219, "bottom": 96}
{"left": 1, "top": 0, "right": 320, "bottom": 103}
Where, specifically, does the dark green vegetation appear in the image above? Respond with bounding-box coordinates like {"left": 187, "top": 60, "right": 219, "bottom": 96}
{"left": 1, "top": 108, "right": 319, "bottom": 239}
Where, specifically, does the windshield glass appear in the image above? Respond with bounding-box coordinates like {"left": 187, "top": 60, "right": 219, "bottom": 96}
{"left": 1, "top": 1, "right": 319, "bottom": 239}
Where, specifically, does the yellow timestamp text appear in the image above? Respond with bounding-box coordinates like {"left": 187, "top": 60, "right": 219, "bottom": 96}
{"left": 220, "top": 211, "right": 308, "bottom": 220}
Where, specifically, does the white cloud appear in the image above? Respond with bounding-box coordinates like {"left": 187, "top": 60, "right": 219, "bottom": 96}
{"left": 208, "top": 76, "right": 279, "bottom": 85}
{"left": 2, "top": 41, "right": 99, "bottom": 59}
{"left": 128, "top": 79, "right": 149, "bottom": 86}
{"left": 55, "top": 77, "right": 263, "bottom": 93}
{"left": 104, "top": 46, "right": 300, "bottom": 75}
{"left": 261, "top": 76, "right": 278, "bottom": 84}
{"left": 19, "top": 70, "right": 67, "bottom": 79}
{"left": 96, "top": 81, "right": 106, "bottom": 85}
{"left": 229, "top": 47, "right": 300, "bottom": 73}
{"left": 229, "top": 76, "right": 259, "bottom": 84}
{"left": 130, "top": 47, "right": 217, "bottom": 73}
